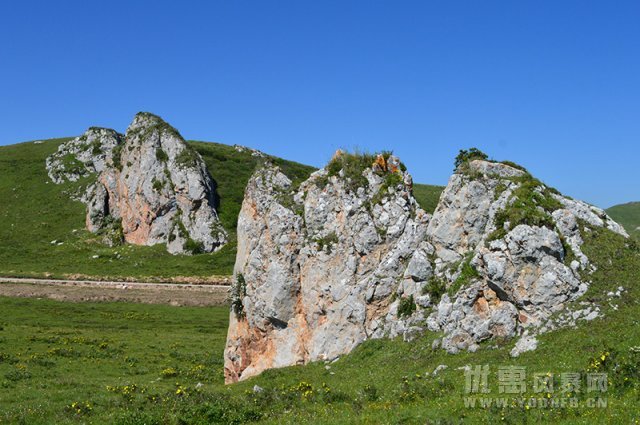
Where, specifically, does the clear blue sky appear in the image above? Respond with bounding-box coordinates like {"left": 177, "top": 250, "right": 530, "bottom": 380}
{"left": 1, "top": 1, "right": 638, "bottom": 208}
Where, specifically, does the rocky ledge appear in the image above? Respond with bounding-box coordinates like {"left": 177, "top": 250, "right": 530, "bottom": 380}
{"left": 224, "top": 150, "right": 627, "bottom": 383}
{"left": 46, "top": 112, "right": 227, "bottom": 255}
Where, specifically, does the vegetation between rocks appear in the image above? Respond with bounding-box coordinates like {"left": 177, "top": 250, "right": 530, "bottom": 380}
{"left": 448, "top": 254, "right": 480, "bottom": 297}
{"left": 488, "top": 174, "right": 564, "bottom": 242}
{"left": 397, "top": 295, "right": 416, "bottom": 318}
{"left": 423, "top": 275, "right": 447, "bottom": 304}
{"left": 314, "top": 232, "right": 339, "bottom": 254}
{"left": 156, "top": 147, "right": 169, "bottom": 162}
{"left": 231, "top": 273, "right": 247, "bottom": 319}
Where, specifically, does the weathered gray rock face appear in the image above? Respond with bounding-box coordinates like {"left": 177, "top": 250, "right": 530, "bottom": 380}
{"left": 225, "top": 153, "right": 431, "bottom": 382}
{"left": 424, "top": 160, "right": 627, "bottom": 354}
{"left": 427, "top": 160, "right": 526, "bottom": 264}
{"left": 225, "top": 153, "right": 628, "bottom": 382}
{"left": 47, "top": 112, "right": 227, "bottom": 254}
{"left": 46, "top": 128, "right": 123, "bottom": 184}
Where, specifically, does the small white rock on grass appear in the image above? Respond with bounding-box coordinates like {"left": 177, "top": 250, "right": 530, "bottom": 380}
{"left": 432, "top": 364, "right": 448, "bottom": 376}
{"left": 510, "top": 335, "right": 538, "bottom": 358}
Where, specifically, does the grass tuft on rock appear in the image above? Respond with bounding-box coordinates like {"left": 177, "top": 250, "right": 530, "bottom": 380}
{"left": 488, "top": 173, "right": 564, "bottom": 242}
{"left": 320, "top": 150, "right": 377, "bottom": 192}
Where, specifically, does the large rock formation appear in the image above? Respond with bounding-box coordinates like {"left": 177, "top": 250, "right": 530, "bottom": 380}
{"left": 425, "top": 160, "right": 627, "bottom": 353}
{"left": 46, "top": 112, "right": 227, "bottom": 255}
{"left": 224, "top": 152, "right": 628, "bottom": 383}
{"left": 225, "top": 152, "right": 430, "bottom": 382}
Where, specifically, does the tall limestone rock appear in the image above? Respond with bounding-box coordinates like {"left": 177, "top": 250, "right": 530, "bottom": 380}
{"left": 224, "top": 150, "right": 628, "bottom": 383}
{"left": 46, "top": 112, "right": 227, "bottom": 255}
{"left": 225, "top": 152, "right": 431, "bottom": 382}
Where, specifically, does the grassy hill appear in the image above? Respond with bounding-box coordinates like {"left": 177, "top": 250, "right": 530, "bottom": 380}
{"left": 0, "top": 139, "right": 314, "bottom": 280}
{"left": 0, "top": 139, "right": 443, "bottom": 281}
{"left": 413, "top": 183, "right": 444, "bottom": 214}
{"left": 0, "top": 225, "right": 638, "bottom": 423}
{"left": 606, "top": 202, "right": 640, "bottom": 240}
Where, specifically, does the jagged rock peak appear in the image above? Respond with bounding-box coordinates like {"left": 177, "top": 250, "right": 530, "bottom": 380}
{"left": 125, "top": 111, "right": 184, "bottom": 141}
{"left": 47, "top": 112, "right": 227, "bottom": 255}
{"left": 225, "top": 148, "right": 630, "bottom": 382}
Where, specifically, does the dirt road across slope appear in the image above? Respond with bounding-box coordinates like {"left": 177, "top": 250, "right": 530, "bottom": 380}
{"left": 0, "top": 277, "right": 230, "bottom": 307}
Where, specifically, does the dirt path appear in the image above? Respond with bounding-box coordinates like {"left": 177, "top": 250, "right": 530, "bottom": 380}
{"left": 0, "top": 277, "right": 230, "bottom": 307}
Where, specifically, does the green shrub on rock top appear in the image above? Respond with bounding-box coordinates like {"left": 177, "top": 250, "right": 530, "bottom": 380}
{"left": 316, "top": 150, "right": 413, "bottom": 216}
{"left": 454, "top": 147, "right": 531, "bottom": 177}
{"left": 133, "top": 112, "right": 184, "bottom": 141}
{"left": 321, "top": 150, "right": 377, "bottom": 192}
{"left": 454, "top": 148, "right": 489, "bottom": 171}
{"left": 499, "top": 160, "right": 528, "bottom": 173}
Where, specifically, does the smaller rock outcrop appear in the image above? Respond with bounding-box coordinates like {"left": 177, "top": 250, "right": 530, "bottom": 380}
{"left": 424, "top": 158, "right": 628, "bottom": 353}
{"left": 47, "top": 112, "right": 227, "bottom": 255}
{"left": 46, "top": 127, "right": 123, "bottom": 184}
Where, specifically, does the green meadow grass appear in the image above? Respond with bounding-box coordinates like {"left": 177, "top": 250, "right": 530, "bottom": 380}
{"left": 0, "top": 298, "right": 230, "bottom": 424}
{"left": 0, "top": 226, "right": 638, "bottom": 424}
{"left": 0, "top": 139, "right": 443, "bottom": 281}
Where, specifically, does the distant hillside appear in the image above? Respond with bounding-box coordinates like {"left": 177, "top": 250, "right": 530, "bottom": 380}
{"left": 0, "top": 138, "right": 313, "bottom": 280}
{"left": 0, "top": 139, "right": 443, "bottom": 280}
{"left": 412, "top": 183, "right": 444, "bottom": 214}
{"left": 607, "top": 202, "right": 640, "bottom": 239}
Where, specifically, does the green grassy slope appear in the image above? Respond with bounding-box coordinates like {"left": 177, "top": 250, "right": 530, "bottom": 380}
{"left": 0, "top": 226, "right": 638, "bottom": 423}
{"left": 607, "top": 202, "right": 640, "bottom": 239}
{"left": 0, "top": 139, "right": 443, "bottom": 280}
{"left": 0, "top": 138, "right": 314, "bottom": 280}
